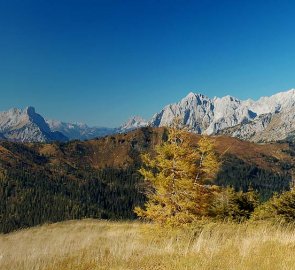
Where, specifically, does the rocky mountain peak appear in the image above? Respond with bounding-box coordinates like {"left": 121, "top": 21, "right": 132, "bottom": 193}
{"left": 119, "top": 116, "right": 148, "bottom": 132}
{"left": 0, "top": 106, "right": 67, "bottom": 142}
{"left": 150, "top": 88, "right": 295, "bottom": 141}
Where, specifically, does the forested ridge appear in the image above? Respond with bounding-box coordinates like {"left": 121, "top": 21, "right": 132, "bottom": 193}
{"left": 0, "top": 127, "right": 294, "bottom": 233}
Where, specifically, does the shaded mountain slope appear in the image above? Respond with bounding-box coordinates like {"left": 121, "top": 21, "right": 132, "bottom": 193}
{"left": 0, "top": 127, "right": 294, "bottom": 233}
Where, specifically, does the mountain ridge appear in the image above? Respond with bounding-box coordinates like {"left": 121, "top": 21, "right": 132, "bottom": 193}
{"left": 149, "top": 88, "right": 295, "bottom": 142}
{"left": 2, "top": 88, "right": 295, "bottom": 142}
{"left": 0, "top": 106, "right": 68, "bottom": 142}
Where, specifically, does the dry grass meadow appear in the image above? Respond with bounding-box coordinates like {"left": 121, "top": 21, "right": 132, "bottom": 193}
{"left": 1, "top": 219, "right": 295, "bottom": 270}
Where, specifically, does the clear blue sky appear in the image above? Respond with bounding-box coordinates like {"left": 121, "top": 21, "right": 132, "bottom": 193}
{"left": 1, "top": 0, "right": 295, "bottom": 127}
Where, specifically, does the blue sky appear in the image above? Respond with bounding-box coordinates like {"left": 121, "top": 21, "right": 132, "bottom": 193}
{"left": 0, "top": 0, "right": 295, "bottom": 127}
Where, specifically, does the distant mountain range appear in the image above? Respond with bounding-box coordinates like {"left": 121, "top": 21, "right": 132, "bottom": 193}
{"left": 47, "top": 116, "right": 148, "bottom": 141}
{"left": 1, "top": 88, "right": 295, "bottom": 142}
{"left": 150, "top": 89, "right": 295, "bottom": 142}
{"left": 0, "top": 106, "right": 147, "bottom": 142}
{"left": 46, "top": 120, "right": 116, "bottom": 141}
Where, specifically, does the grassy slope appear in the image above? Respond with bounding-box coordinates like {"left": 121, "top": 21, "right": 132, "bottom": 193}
{"left": 1, "top": 220, "right": 295, "bottom": 270}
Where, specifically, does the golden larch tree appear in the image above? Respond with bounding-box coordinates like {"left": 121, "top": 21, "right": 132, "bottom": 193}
{"left": 135, "top": 124, "right": 220, "bottom": 226}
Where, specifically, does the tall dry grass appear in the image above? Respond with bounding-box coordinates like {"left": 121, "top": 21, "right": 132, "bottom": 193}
{"left": 1, "top": 219, "right": 295, "bottom": 269}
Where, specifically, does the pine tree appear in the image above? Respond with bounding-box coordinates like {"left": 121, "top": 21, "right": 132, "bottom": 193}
{"left": 134, "top": 123, "right": 220, "bottom": 226}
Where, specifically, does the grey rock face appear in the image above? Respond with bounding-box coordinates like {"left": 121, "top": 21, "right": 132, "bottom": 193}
{"left": 149, "top": 89, "right": 295, "bottom": 142}
{"left": 0, "top": 107, "right": 68, "bottom": 142}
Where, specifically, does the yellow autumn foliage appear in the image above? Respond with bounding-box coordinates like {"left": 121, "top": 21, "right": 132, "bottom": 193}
{"left": 135, "top": 124, "right": 220, "bottom": 226}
